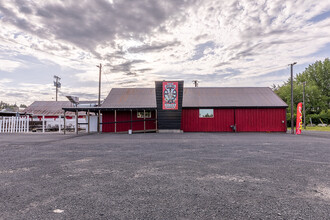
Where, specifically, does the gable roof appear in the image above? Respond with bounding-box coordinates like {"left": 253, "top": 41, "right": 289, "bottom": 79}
{"left": 23, "top": 101, "right": 75, "bottom": 116}
{"left": 101, "top": 87, "right": 288, "bottom": 109}
{"left": 101, "top": 88, "right": 156, "bottom": 108}
{"left": 183, "top": 87, "right": 288, "bottom": 107}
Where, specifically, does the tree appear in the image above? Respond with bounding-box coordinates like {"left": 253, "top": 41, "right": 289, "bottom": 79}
{"left": 274, "top": 58, "right": 329, "bottom": 126}
{"left": 275, "top": 58, "right": 329, "bottom": 115}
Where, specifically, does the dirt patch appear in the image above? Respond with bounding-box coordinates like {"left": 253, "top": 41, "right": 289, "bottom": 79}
{"left": 0, "top": 167, "right": 33, "bottom": 174}
{"left": 197, "top": 174, "right": 269, "bottom": 183}
{"left": 134, "top": 167, "right": 162, "bottom": 178}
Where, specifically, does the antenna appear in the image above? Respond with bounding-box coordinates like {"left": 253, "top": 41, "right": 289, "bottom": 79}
{"left": 192, "top": 80, "right": 199, "bottom": 87}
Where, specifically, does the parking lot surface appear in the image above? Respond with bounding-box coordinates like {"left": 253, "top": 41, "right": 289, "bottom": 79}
{"left": 0, "top": 132, "right": 330, "bottom": 219}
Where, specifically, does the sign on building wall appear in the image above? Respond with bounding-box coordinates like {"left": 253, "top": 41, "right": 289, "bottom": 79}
{"left": 296, "top": 102, "right": 302, "bottom": 135}
{"left": 162, "top": 81, "right": 178, "bottom": 110}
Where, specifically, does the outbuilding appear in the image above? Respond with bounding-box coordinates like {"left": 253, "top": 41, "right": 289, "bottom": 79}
{"left": 100, "top": 81, "right": 287, "bottom": 133}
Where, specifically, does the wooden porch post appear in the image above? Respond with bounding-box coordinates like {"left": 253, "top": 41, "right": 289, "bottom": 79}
{"left": 75, "top": 110, "right": 78, "bottom": 135}
{"left": 87, "top": 110, "right": 90, "bottom": 133}
{"left": 143, "top": 109, "right": 146, "bottom": 133}
{"left": 42, "top": 115, "right": 45, "bottom": 133}
{"left": 130, "top": 109, "right": 133, "bottom": 131}
{"left": 98, "top": 109, "right": 101, "bottom": 133}
{"left": 155, "top": 109, "right": 158, "bottom": 132}
{"left": 58, "top": 115, "right": 61, "bottom": 133}
{"left": 114, "top": 110, "right": 117, "bottom": 133}
{"left": 63, "top": 111, "right": 66, "bottom": 135}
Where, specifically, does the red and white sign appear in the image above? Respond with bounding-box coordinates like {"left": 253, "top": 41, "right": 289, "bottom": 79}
{"left": 162, "top": 82, "right": 178, "bottom": 110}
{"left": 296, "top": 102, "right": 302, "bottom": 135}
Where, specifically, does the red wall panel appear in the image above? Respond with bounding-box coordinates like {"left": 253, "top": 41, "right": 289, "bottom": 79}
{"left": 181, "top": 109, "right": 235, "bottom": 132}
{"left": 104, "top": 108, "right": 286, "bottom": 133}
{"left": 181, "top": 108, "right": 287, "bottom": 132}
{"left": 102, "top": 112, "right": 115, "bottom": 132}
{"left": 102, "top": 110, "right": 156, "bottom": 132}
{"left": 235, "top": 108, "right": 286, "bottom": 132}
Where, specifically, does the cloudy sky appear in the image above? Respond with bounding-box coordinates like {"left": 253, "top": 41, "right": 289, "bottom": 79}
{"left": 0, "top": 0, "right": 330, "bottom": 105}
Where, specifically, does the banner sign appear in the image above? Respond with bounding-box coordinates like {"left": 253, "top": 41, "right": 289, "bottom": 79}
{"left": 296, "top": 102, "right": 302, "bottom": 135}
{"left": 162, "top": 81, "right": 178, "bottom": 110}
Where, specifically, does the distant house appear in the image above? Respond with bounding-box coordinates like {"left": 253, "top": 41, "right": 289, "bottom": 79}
{"left": 23, "top": 100, "right": 98, "bottom": 130}
{"left": 23, "top": 101, "right": 76, "bottom": 119}
{"left": 23, "top": 101, "right": 97, "bottom": 119}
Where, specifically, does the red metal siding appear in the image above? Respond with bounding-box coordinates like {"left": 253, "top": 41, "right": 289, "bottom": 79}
{"left": 181, "top": 109, "right": 234, "bottom": 132}
{"left": 102, "top": 110, "right": 156, "bottom": 133}
{"left": 181, "top": 108, "right": 286, "bottom": 132}
{"left": 235, "top": 108, "right": 286, "bottom": 132}
{"left": 102, "top": 112, "right": 115, "bottom": 132}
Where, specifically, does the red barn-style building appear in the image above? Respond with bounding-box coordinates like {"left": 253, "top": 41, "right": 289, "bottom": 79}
{"left": 99, "top": 81, "right": 288, "bottom": 133}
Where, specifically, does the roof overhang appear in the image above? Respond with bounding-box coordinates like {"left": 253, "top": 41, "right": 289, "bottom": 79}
{"left": 62, "top": 107, "right": 157, "bottom": 112}
{"left": 183, "top": 106, "right": 288, "bottom": 109}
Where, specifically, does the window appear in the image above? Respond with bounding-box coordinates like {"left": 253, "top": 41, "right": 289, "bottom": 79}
{"left": 199, "top": 109, "right": 214, "bottom": 118}
{"left": 137, "top": 111, "right": 151, "bottom": 118}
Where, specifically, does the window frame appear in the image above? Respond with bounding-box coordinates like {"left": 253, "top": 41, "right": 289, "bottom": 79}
{"left": 199, "top": 109, "right": 214, "bottom": 118}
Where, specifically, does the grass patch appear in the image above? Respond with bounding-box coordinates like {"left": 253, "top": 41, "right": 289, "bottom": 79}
{"left": 288, "top": 127, "right": 330, "bottom": 132}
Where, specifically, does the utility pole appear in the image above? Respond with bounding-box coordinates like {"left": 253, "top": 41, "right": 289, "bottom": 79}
{"left": 53, "top": 75, "right": 61, "bottom": 101}
{"left": 303, "top": 81, "right": 306, "bottom": 129}
{"left": 289, "top": 62, "right": 297, "bottom": 134}
{"left": 96, "top": 63, "right": 102, "bottom": 106}
{"left": 192, "top": 80, "right": 199, "bottom": 87}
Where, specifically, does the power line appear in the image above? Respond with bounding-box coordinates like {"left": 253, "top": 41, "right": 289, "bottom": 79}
{"left": 103, "top": 71, "right": 112, "bottom": 93}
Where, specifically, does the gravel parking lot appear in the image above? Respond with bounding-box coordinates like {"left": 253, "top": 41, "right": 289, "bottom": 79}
{"left": 0, "top": 132, "right": 330, "bottom": 219}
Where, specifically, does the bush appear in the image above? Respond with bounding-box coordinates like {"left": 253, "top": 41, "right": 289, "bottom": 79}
{"left": 287, "top": 109, "right": 330, "bottom": 127}
{"left": 308, "top": 110, "right": 330, "bottom": 125}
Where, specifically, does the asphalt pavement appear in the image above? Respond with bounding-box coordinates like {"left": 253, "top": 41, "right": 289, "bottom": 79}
{"left": 0, "top": 132, "right": 329, "bottom": 219}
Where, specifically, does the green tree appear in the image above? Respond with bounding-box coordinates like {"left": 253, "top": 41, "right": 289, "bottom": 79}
{"left": 275, "top": 58, "right": 329, "bottom": 115}
{"left": 274, "top": 58, "right": 329, "bottom": 126}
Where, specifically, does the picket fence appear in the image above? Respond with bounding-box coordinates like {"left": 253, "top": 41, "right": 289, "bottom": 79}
{"left": 0, "top": 116, "right": 29, "bottom": 133}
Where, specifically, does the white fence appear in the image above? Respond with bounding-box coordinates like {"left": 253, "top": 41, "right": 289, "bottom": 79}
{"left": 0, "top": 115, "right": 99, "bottom": 133}
{"left": 40, "top": 116, "right": 87, "bottom": 131}
{"left": 0, "top": 116, "right": 30, "bottom": 133}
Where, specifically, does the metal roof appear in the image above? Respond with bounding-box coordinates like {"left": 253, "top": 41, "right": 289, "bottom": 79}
{"left": 183, "top": 87, "right": 288, "bottom": 107}
{"left": 23, "top": 101, "right": 81, "bottom": 116}
{"left": 101, "top": 87, "right": 287, "bottom": 109}
{"left": 101, "top": 88, "right": 156, "bottom": 108}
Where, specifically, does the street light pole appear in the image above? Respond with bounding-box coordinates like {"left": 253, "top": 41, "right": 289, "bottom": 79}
{"left": 96, "top": 64, "right": 102, "bottom": 106}
{"left": 303, "top": 81, "right": 306, "bottom": 129}
{"left": 289, "top": 62, "right": 297, "bottom": 134}
{"left": 54, "top": 75, "right": 61, "bottom": 101}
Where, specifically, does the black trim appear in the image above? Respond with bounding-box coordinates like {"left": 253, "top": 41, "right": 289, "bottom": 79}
{"left": 155, "top": 81, "right": 184, "bottom": 129}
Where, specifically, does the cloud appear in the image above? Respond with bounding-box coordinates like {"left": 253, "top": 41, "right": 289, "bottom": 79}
{"left": 1, "top": 0, "right": 330, "bottom": 105}
{"left": 191, "top": 41, "right": 215, "bottom": 60}
{"left": 0, "top": 0, "right": 195, "bottom": 54}
{"left": 109, "top": 60, "right": 145, "bottom": 76}
{"left": 128, "top": 41, "right": 180, "bottom": 53}
{"left": 0, "top": 59, "right": 22, "bottom": 72}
